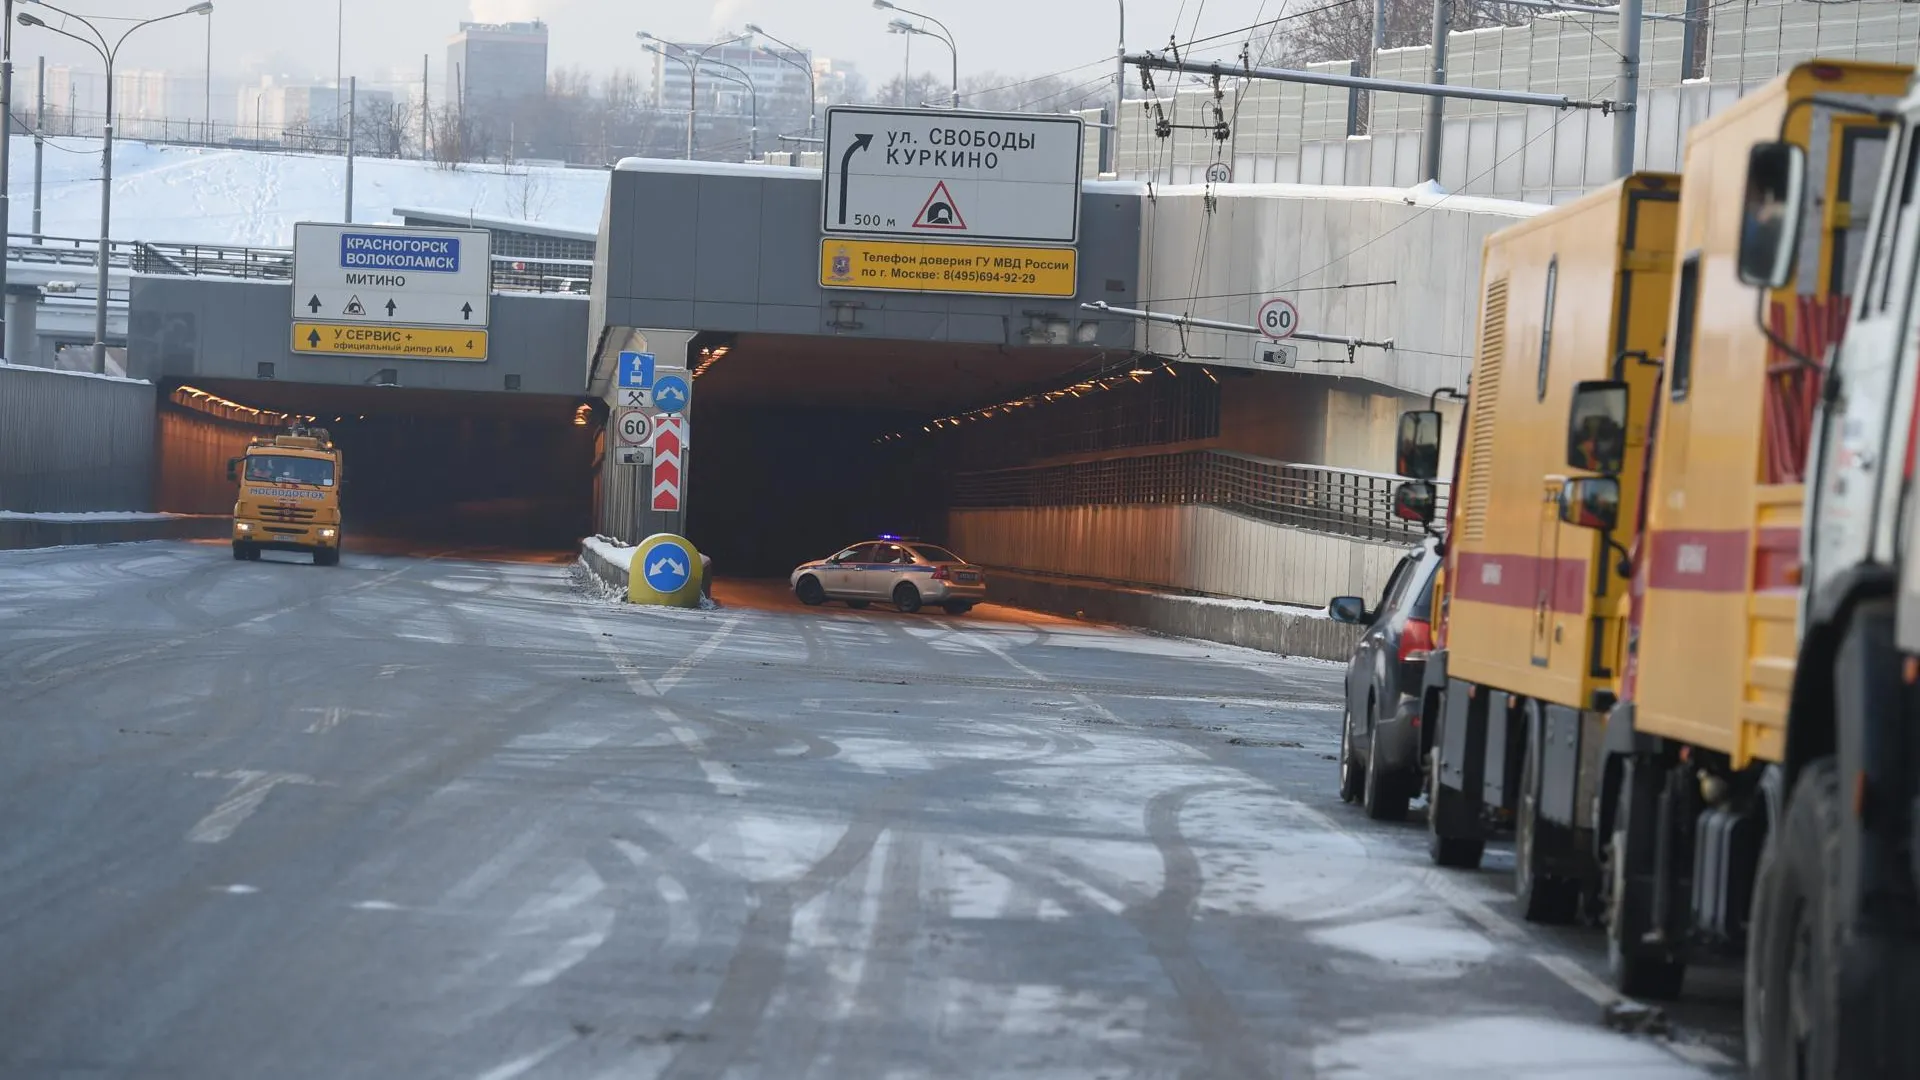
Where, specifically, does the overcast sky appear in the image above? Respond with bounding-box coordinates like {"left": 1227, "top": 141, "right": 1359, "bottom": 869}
{"left": 12, "top": 1, "right": 1284, "bottom": 93}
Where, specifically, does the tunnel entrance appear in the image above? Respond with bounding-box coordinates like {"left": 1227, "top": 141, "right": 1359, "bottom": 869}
{"left": 682, "top": 333, "right": 1217, "bottom": 579}
{"left": 158, "top": 380, "right": 601, "bottom": 561}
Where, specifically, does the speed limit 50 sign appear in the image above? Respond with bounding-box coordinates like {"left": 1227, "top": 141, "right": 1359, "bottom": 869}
{"left": 1257, "top": 297, "right": 1298, "bottom": 341}
{"left": 615, "top": 408, "right": 654, "bottom": 447}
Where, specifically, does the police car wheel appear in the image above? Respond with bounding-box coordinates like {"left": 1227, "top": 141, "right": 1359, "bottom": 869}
{"left": 795, "top": 576, "right": 826, "bottom": 606}
{"left": 893, "top": 582, "right": 923, "bottom": 614}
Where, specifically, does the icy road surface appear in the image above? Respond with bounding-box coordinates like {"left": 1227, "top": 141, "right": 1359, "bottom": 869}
{"left": 0, "top": 543, "right": 1742, "bottom": 1078}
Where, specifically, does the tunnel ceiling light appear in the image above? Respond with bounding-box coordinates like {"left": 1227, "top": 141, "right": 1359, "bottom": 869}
{"left": 872, "top": 358, "right": 1174, "bottom": 444}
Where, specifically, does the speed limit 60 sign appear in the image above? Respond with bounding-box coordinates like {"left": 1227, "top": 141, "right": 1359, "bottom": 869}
{"left": 1257, "top": 297, "right": 1298, "bottom": 341}
{"left": 615, "top": 408, "right": 654, "bottom": 446}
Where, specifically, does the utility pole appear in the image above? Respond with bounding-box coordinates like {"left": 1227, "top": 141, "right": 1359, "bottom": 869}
{"left": 1, "top": 0, "right": 16, "bottom": 359}
{"left": 1423, "top": 0, "right": 1450, "bottom": 183}
{"left": 344, "top": 76, "right": 355, "bottom": 222}
{"left": 33, "top": 55, "right": 44, "bottom": 243}
{"left": 1107, "top": 0, "right": 1124, "bottom": 175}
{"left": 1615, "top": 0, "right": 1641, "bottom": 177}
{"left": 420, "top": 54, "right": 428, "bottom": 160}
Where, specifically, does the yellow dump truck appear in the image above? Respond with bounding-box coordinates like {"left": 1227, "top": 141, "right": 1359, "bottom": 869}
{"left": 1397, "top": 61, "right": 1911, "bottom": 1013}
{"left": 228, "top": 426, "right": 344, "bottom": 565}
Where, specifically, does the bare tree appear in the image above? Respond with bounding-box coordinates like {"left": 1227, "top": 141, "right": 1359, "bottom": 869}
{"left": 870, "top": 72, "right": 944, "bottom": 109}
{"left": 962, "top": 71, "right": 1109, "bottom": 114}
{"left": 356, "top": 98, "right": 417, "bottom": 159}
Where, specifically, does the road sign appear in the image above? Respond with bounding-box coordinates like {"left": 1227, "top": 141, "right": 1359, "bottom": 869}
{"left": 820, "top": 238, "right": 1077, "bottom": 299}
{"left": 821, "top": 105, "right": 1084, "bottom": 244}
{"left": 617, "top": 387, "right": 653, "bottom": 408}
{"left": 615, "top": 446, "right": 652, "bottom": 467}
{"left": 639, "top": 538, "right": 693, "bottom": 593}
{"left": 651, "top": 416, "right": 685, "bottom": 512}
{"left": 649, "top": 414, "right": 689, "bottom": 450}
{"left": 1254, "top": 342, "right": 1299, "bottom": 369}
{"left": 615, "top": 408, "right": 653, "bottom": 446}
{"left": 291, "top": 322, "right": 488, "bottom": 361}
{"left": 651, "top": 373, "right": 690, "bottom": 415}
{"left": 292, "top": 222, "right": 491, "bottom": 329}
{"left": 617, "top": 351, "right": 656, "bottom": 389}
{"left": 1206, "top": 162, "right": 1232, "bottom": 184}
{"left": 1257, "top": 297, "right": 1299, "bottom": 341}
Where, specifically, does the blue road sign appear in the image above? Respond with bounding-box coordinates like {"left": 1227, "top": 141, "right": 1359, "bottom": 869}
{"left": 641, "top": 539, "right": 693, "bottom": 593}
{"left": 652, "top": 373, "right": 690, "bottom": 414}
{"left": 617, "top": 351, "right": 656, "bottom": 390}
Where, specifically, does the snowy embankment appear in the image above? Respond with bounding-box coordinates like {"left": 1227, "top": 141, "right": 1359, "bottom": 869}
{"left": 10, "top": 134, "right": 610, "bottom": 247}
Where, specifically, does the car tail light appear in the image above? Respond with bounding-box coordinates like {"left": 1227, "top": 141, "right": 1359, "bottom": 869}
{"left": 1399, "top": 618, "right": 1433, "bottom": 663}
{"left": 931, "top": 566, "right": 950, "bottom": 580}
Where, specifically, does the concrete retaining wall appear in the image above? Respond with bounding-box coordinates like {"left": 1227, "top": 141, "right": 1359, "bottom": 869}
{"left": 987, "top": 571, "right": 1362, "bottom": 663}
{"left": 0, "top": 515, "right": 229, "bottom": 551}
{"left": 0, "top": 364, "right": 157, "bottom": 513}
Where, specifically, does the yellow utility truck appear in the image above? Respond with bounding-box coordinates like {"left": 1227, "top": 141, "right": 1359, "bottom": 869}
{"left": 1395, "top": 173, "right": 1680, "bottom": 923}
{"left": 1397, "top": 61, "right": 1911, "bottom": 1014}
{"left": 1731, "top": 64, "right": 1920, "bottom": 1080}
{"left": 228, "top": 425, "right": 345, "bottom": 565}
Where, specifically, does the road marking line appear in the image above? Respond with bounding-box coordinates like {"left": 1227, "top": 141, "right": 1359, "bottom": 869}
{"left": 298, "top": 705, "right": 374, "bottom": 734}
{"left": 187, "top": 769, "right": 318, "bottom": 843}
{"left": 654, "top": 613, "right": 743, "bottom": 694}
{"left": 965, "top": 632, "right": 1125, "bottom": 724}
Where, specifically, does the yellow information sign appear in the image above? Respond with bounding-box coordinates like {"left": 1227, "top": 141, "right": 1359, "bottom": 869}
{"left": 291, "top": 322, "right": 489, "bottom": 361}
{"left": 819, "top": 238, "right": 1077, "bottom": 299}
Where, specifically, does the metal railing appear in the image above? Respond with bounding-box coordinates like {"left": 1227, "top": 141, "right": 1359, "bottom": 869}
{"left": 951, "top": 450, "right": 1451, "bottom": 544}
{"left": 6, "top": 234, "right": 594, "bottom": 294}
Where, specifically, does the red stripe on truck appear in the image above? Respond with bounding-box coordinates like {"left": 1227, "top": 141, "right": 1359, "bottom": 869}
{"left": 1453, "top": 551, "right": 1592, "bottom": 611}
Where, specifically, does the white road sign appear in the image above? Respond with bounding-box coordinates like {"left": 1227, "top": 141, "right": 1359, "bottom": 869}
{"left": 615, "top": 446, "right": 653, "bottom": 467}
{"left": 1257, "top": 297, "right": 1299, "bottom": 341}
{"left": 615, "top": 408, "right": 654, "bottom": 447}
{"left": 617, "top": 387, "right": 653, "bottom": 408}
{"left": 821, "top": 106, "right": 1084, "bottom": 244}
{"left": 292, "top": 222, "right": 492, "bottom": 329}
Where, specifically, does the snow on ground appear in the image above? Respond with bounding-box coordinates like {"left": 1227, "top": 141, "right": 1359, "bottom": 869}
{"left": 581, "top": 536, "right": 635, "bottom": 572}
{"left": 0, "top": 510, "right": 182, "bottom": 521}
{"left": 12, "top": 135, "right": 610, "bottom": 248}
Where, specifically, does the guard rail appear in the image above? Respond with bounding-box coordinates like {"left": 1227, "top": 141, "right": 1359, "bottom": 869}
{"left": 950, "top": 450, "right": 1450, "bottom": 544}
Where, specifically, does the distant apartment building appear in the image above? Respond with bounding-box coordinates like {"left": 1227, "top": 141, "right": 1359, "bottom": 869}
{"left": 238, "top": 78, "right": 394, "bottom": 140}
{"left": 447, "top": 21, "right": 549, "bottom": 110}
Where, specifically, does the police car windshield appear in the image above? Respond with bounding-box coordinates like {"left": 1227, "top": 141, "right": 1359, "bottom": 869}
{"left": 910, "top": 545, "right": 961, "bottom": 564}
{"left": 246, "top": 455, "right": 334, "bottom": 487}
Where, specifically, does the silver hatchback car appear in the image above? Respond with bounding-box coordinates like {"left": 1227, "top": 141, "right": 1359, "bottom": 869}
{"left": 791, "top": 537, "right": 988, "bottom": 615}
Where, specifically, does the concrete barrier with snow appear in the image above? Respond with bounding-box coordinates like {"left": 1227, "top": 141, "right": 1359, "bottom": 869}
{"left": 0, "top": 512, "right": 229, "bottom": 551}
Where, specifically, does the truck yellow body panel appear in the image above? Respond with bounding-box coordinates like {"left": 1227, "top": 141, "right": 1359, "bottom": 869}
{"left": 231, "top": 431, "right": 344, "bottom": 561}
{"left": 1445, "top": 175, "right": 1679, "bottom": 711}
{"left": 1631, "top": 62, "right": 1910, "bottom": 767}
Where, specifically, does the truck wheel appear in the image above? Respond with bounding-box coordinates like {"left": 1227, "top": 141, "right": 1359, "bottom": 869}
{"left": 1339, "top": 704, "right": 1364, "bottom": 805}
{"left": 315, "top": 548, "right": 339, "bottom": 567}
{"left": 1747, "top": 759, "right": 1840, "bottom": 1077}
{"left": 232, "top": 542, "right": 249, "bottom": 561}
{"left": 1363, "top": 706, "right": 1410, "bottom": 821}
{"left": 1428, "top": 751, "right": 1486, "bottom": 868}
{"left": 1516, "top": 729, "right": 1580, "bottom": 924}
{"left": 893, "top": 582, "right": 922, "bottom": 614}
{"left": 1608, "top": 756, "right": 1686, "bottom": 999}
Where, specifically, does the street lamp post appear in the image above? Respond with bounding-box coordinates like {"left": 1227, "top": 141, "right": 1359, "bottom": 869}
{"left": 695, "top": 56, "right": 758, "bottom": 159}
{"left": 639, "top": 31, "right": 747, "bottom": 160}
{"left": 17, "top": 0, "right": 214, "bottom": 374}
{"left": 1110, "top": 0, "right": 1124, "bottom": 175}
{"left": 638, "top": 38, "right": 694, "bottom": 159}
{"left": 742, "top": 23, "right": 816, "bottom": 141}
{"left": 873, "top": 0, "right": 956, "bottom": 108}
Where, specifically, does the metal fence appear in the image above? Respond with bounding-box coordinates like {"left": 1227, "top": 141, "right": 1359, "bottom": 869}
{"left": 0, "top": 363, "right": 156, "bottom": 512}
{"left": 951, "top": 449, "right": 1451, "bottom": 544}
{"left": 7, "top": 234, "right": 594, "bottom": 294}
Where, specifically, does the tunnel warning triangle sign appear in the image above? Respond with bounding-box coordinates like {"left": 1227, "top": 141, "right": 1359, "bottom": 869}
{"left": 912, "top": 181, "right": 968, "bottom": 231}
{"left": 343, "top": 295, "right": 366, "bottom": 316}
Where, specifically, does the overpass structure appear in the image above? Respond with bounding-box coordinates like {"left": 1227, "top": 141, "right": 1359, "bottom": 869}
{"left": 5, "top": 125, "right": 1532, "bottom": 608}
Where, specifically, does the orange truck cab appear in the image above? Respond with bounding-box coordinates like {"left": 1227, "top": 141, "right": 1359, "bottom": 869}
{"left": 228, "top": 426, "right": 345, "bottom": 565}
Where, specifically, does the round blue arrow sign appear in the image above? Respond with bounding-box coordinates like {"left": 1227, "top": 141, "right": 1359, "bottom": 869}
{"left": 652, "top": 374, "right": 690, "bottom": 414}
{"left": 641, "top": 540, "right": 693, "bottom": 593}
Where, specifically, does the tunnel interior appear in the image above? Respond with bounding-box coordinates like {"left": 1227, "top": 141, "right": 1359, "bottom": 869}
{"left": 682, "top": 333, "right": 1215, "bottom": 578}
{"left": 158, "top": 379, "right": 601, "bottom": 558}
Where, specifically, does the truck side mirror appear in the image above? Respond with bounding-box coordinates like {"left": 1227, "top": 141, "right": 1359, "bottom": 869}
{"left": 1393, "top": 479, "right": 1438, "bottom": 524}
{"left": 1396, "top": 410, "right": 1442, "bottom": 480}
{"left": 1566, "top": 380, "right": 1629, "bottom": 475}
{"left": 1559, "top": 476, "right": 1620, "bottom": 532}
{"left": 1737, "top": 141, "right": 1805, "bottom": 289}
{"left": 226, "top": 457, "right": 241, "bottom": 483}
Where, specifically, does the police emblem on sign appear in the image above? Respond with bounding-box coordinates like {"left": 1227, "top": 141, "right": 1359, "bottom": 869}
{"left": 830, "top": 246, "right": 853, "bottom": 282}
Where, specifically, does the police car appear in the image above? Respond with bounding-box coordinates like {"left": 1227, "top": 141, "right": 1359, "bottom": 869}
{"left": 791, "top": 536, "right": 987, "bottom": 615}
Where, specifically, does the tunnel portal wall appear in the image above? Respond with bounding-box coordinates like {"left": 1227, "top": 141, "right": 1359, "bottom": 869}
{"left": 0, "top": 365, "right": 156, "bottom": 513}
{"left": 949, "top": 504, "right": 1409, "bottom": 609}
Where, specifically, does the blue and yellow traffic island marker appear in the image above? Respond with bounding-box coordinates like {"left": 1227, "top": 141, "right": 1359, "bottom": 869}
{"left": 628, "top": 533, "right": 704, "bottom": 607}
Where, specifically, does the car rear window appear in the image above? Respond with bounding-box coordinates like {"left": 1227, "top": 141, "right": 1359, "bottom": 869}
{"left": 910, "top": 545, "right": 961, "bottom": 563}
{"left": 1409, "top": 555, "right": 1440, "bottom": 619}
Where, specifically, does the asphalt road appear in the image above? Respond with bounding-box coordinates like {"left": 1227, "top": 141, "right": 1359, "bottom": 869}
{"left": 0, "top": 542, "right": 1745, "bottom": 1079}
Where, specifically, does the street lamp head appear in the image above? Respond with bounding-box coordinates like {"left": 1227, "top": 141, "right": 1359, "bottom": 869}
{"left": 743, "top": 23, "right": 763, "bottom": 33}
{"left": 16, "top": 13, "right": 43, "bottom": 27}
{"left": 873, "top": 0, "right": 895, "bottom": 9}
{"left": 187, "top": 3, "right": 214, "bottom": 14}
{"left": 636, "top": 30, "right": 656, "bottom": 41}
{"left": 888, "top": 18, "right": 917, "bottom": 33}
